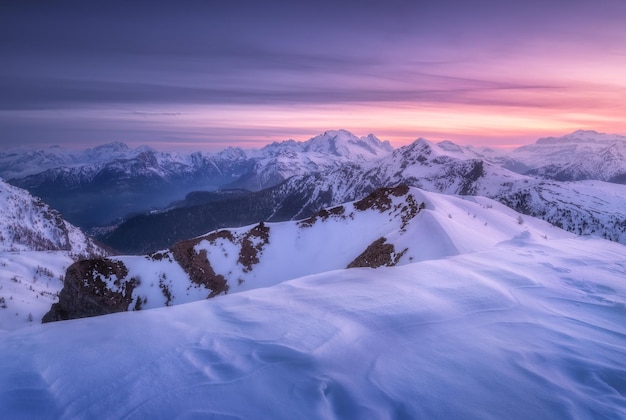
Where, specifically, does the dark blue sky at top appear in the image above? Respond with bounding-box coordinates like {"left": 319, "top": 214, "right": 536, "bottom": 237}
{"left": 1, "top": 0, "right": 625, "bottom": 150}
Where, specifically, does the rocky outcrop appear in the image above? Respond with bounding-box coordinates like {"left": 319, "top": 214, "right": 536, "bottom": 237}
{"left": 170, "top": 231, "right": 231, "bottom": 298}
{"left": 347, "top": 237, "right": 407, "bottom": 269}
{"left": 237, "top": 222, "right": 270, "bottom": 272}
{"left": 42, "top": 258, "right": 135, "bottom": 322}
{"left": 354, "top": 185, "right": 410, "bottom": 212}
{"left": 43, "top": 223, "right": 273, "bottom": 322}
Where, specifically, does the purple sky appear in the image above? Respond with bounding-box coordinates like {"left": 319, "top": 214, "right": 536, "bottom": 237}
{"left": 1, "top": 0, "right": 625, "bottom": 151}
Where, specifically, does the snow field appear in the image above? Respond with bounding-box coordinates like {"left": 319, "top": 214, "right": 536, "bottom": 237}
{"left": 0, "top": 251, "right": 72, "bottom": 331}
{"left": 0, "top": 233, "right": 624, "bottom": 419}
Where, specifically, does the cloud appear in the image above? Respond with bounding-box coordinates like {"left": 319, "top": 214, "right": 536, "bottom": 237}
{"left": 0, "top": 73, "right": 573, "bottom": 111}
{"left": 129, "top": 111, "right": 183, "bottom": 118}
{"left": 2, "top": 0, "right": 625, "bottom": 149}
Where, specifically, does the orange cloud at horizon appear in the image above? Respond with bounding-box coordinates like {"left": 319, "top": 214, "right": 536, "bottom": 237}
{"left": 154, "top": 96, "right": 626, "bottom": 150}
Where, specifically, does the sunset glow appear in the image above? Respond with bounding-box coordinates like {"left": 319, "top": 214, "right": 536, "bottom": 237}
{"left": 1, "top": 0, "right": 625, "bottom": 150}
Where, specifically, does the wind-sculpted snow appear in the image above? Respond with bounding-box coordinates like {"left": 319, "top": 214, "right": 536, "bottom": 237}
{"left": 1, "top": 232, "right": 625, "bottom": 418}
{"left": 44, "top": 187, "right": 571, "bottom": 321}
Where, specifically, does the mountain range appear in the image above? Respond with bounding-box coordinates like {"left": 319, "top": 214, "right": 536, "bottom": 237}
{"left": 2, "top": 130, "right": 392, "bottom": 228}
{"left": 3, "top": 129, "right": 626, "bottom": 235}
{"left": 92, "top": 131, "right": 626, "bottom": 254}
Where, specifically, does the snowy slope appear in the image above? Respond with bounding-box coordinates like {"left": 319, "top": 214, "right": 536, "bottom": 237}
{"left": 0, "top": 178, "right": 102, "bottom": 254}
{"left": 0, "top": 251, "right": 74, "bottom": 331}
{"left": 0, "top": 179, "right": 107, "bottom": 330}
{"left": 1, "top": 231, "right": 625, "bottom": 418}
{"left": 44, "top": 186, "right": 572, "bottom": 321}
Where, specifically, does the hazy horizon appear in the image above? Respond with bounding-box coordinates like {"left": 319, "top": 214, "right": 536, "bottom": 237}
{"left": 3, "top": 128, "right": 621, "bottom": 154}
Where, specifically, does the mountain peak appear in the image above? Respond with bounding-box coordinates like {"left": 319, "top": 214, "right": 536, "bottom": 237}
{"left": 402, "top": 137, "right": 438, "bottom": 155}
{"left": 305, "top": 130, "right": 367, "bottom": 156}
{"left": 256, "top": 130, "right": 392, "bottom": 160}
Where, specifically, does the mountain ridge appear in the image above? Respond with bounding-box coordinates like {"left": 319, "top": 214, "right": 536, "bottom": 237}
{"left": 44, "top": 185, "right": 572, "bottom": 322}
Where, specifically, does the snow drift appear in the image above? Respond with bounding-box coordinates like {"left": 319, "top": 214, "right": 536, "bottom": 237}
{"left": 1, "top": 230, "right": 625, "bottom": 418}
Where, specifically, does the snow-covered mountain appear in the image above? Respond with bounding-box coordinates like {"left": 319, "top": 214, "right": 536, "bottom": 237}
{"left": 2, "top": 131, "right": 391, "bottom": 229}
{"left": 0, "top": 179, "right": 107, "bottom": 330}
{"left": 510, "top": 130, "right": 626, "bottom": 182}
{"left": 44, "top": 186, "right": 572, "bottom": 321}
{"left": 5, "top": 129, "right": 626, "bottom": 249}
{"left": 244, "top": 139, "right": 625, "bottom": 246}
{"left": 7, "top": 147, "right": 251, "bottom": 228}
{"left": 494, "top": 179, "right": 626, "bottom": 243}
{"left": 2, "top": 186, "right": 625, "bottom": 418}
{"left": 279, "top": 178, "right": 626, "bottom": 247}
{"left": 1, "top": 131, "right": 391, "bottom": 190}
{"left": 101, "top": 133, "right": 626, "bottom": 253}
{"left": 0, "top": 178, "right": 102, "bottom": 254}
{"left": 0, "top": 142, "right": 140, "bottom": 180}
{"left": 219, "top": 130, "right": 392, "bottom": 190}
{"left": 265, "top": 138, "right": 626, "bottom": 246}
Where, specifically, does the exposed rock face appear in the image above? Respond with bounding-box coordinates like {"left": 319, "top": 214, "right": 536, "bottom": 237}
{"left": 347, "top": 237, "right": 407, "bottom": 269}
{"left": 170, "top": 231, "right": 231, "bottom": 298}
{"left": 237, "top": 222, "right": 270, "bottom": 272}
{"left": 298, "top": 205, "right": 346, "bottom": 228}
{"left": 43, "top": 223, "right": 273, "bottom": 322}
{"left": 459, "top": 160, "right": 485, "bottom": 195}
{"left": 354, "top": 185, "right": 409, "bottom": 212}
{"left": 42, "top": 258, "right": 134, "bottom": 322}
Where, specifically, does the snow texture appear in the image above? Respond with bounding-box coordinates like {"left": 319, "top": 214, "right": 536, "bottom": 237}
{"left": 0, "top": 251, "right": 72, "bottom": 331}
{"left": 0, "top": 231, "right": 624, "bottom": 418}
